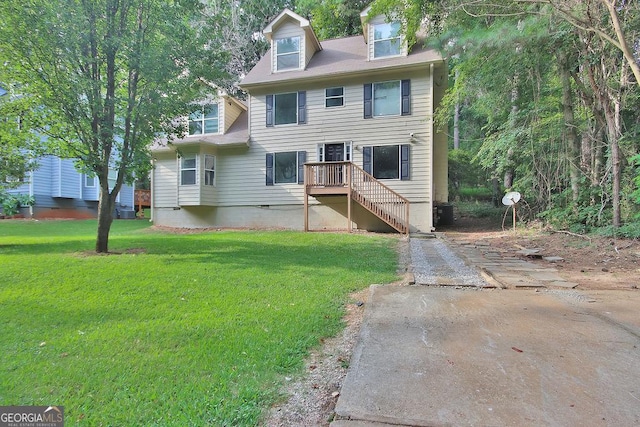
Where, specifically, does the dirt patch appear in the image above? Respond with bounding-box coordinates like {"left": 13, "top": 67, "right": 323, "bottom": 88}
{"left": 442, "top": 216, "right": 640, "bottom": 290}
{"left": 262, "top": 238, "right": 410, "bottom": 426}
{"left": 75, "top": 247, "right": 147, "bottom": 257}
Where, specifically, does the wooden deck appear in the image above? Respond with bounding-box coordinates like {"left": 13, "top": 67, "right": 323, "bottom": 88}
{"left": 304, "top": 162, "right": 409, "bottom": 234}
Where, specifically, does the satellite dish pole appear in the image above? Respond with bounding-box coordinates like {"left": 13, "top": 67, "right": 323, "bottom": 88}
{"left": 501, "top": 191, "right": 521, "bottom": 232}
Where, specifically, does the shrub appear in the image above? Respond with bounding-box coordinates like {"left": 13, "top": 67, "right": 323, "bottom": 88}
{"left": 0, "top": 190, "right": 34, "bottom": 216}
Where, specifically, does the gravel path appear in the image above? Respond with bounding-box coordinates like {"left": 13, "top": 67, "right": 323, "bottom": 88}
{"left": 410, "top": 237, "right": 488, "bottom": 287}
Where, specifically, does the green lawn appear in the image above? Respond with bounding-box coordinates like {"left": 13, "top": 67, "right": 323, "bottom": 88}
{"left": 0, "top": 220, "right": 399, "bottom": 426}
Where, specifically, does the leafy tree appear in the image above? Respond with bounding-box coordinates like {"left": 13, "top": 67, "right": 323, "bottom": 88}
{"left": 0, "top": 87, "right": 40, "bottom": 189}
{"left": 297, "top": 0, "right": 370, "bottom": 40}
{"left": 0, "top": 0, "right": 225, "bottom": 252}
{"left": 370, "top": 0, "right": 640, "bottom": 229}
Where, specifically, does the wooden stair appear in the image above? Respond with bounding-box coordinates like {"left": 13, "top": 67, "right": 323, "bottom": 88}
{"left": 304, "top": 162, "right": 409, "bottom": 234}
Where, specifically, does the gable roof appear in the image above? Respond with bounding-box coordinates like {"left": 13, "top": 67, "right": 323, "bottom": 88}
{"left": 152, "top": 109, "right": 249, "bottom": 152}
{"left": 0, "top": 86, "right": 7, "bottom": 97}
{"left": 241, "top": 35, "right": 443, "bottom": 90}
{"left": 263, "top": 8, "right": 321, "bottom": 53}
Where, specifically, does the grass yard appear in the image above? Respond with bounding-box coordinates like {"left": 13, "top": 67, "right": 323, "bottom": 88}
{"left": 0, "top": 220, "right": 399, "bottom": 426}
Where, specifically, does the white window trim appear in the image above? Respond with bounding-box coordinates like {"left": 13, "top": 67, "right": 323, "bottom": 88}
{"left": 274, "top": 92, "right": 298, "bottom": 126}
{"left": 369, "top": 145, "right": 404, "bottom": 180}
{"left": 188, "top": 103, "right": 220, "bottom": 136}
{"left": 372, "top": 22, "right": 403, "bottom": 59}
{"left": 316, "top": 142, "right": 352, "bottom": 162}
{"left": 373, "top": 80, "right": 402, "bottom": 117}
{"left": 180, "top": 155, "right": 197, "bottom": 186}
{"left": 273, "top": 151, "right": 299, "bottom": 184}
{"left": 325, "top": 87, "right": 345, "bottom": 108}
{"left": 85, "top": 175, "right": 96, "bottom": 187}
{"left": 204, "top": 154, "right": 216, "bottom": 187}
{"left": 275, "top": 36, "right": 301, "bottom": 72}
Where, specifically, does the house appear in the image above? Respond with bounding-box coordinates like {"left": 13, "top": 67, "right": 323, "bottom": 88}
{"left": 150, "top": 6, "right": 448, "bottom": 233}
{"left": 6, "top": 156, "right": 136, "bottom": 219}
{"left": 1, "top": 86, "right": 136, "bottom": 219}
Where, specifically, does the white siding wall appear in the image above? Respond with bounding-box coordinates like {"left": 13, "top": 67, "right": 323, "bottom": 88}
{"left": 153, "top": 153, "right": 178, "bottom": 208}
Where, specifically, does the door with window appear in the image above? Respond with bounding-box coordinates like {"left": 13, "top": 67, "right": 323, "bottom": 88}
{"left": 319, "top": 143, "right": 350, "bottom": 186}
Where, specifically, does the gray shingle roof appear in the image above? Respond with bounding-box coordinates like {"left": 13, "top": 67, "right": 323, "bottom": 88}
{"left": 152, "top": 110, "right": 249, "bottom": 151}
{"left": 241, "top": 35, "right": 443, "bottom": 89}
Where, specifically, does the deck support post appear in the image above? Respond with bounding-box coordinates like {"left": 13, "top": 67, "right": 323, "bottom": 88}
{"left": 347, "top": 164, "right": 352, "bottom": 232}
{"left": 304, "top": 185, "right": 309, "bottom": 231}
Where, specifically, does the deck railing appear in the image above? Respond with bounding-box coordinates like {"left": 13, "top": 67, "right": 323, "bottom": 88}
{"left": 304, "top": 162, "right": 409, "bottom": 234}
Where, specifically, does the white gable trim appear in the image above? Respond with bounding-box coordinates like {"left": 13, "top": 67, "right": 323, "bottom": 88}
{"left": 263, "top": 8, "right": 322, "bottom": 52}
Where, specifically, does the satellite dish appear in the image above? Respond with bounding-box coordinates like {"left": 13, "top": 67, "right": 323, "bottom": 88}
{"left": 502, "top": 191, "right": 521, "bottom": 206}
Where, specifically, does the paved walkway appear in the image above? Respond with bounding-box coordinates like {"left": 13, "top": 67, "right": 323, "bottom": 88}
{"left": 331, "top": 235, "right": 640, "bottom": 427}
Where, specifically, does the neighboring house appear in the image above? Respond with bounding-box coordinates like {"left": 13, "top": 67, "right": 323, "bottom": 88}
{"left": 0, "top": 87, "right": 135, "bottom": 219}
{"left": 6, "top": 156, "right": 136, "bottom": 219}
{"left": 151, "top": 6, "right": 448, "bottom": 233}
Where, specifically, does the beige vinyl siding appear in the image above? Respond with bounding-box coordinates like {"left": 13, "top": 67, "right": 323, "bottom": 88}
{"left": 199, "top": 148, "right": 217, "bottom": 206}
{"left": 223, "top": 100, "right": 243, "bottom": 133}
{"left": 367, "top": 15, "right": 408, "bottom": 61}
{"left": 153, "top": 68, "right": 435, "bottom": 222}
{"left": 271, "top": 20, "right": 305, "bottom": 73}
{"left": 153, "top": 153, "right": 178, "bottom": 207}
{"left": 245, "top": 68, "right": 432, "bottom": 206}
{"left": 304, "top": 31, "right": 315, "bottom": 68}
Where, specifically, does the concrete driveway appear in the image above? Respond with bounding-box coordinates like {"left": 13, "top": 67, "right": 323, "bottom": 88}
{"left": 332, "top": 280, "right": 640, "bottom": 426}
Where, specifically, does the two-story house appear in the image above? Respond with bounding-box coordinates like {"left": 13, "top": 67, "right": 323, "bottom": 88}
{"left": 150, "top": 7, "right": 448, "bottom": 233}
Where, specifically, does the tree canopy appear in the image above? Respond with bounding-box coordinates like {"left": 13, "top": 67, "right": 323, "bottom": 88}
{"left": 0, "top": 0, "right": 227, "bottom": 251}
{"left": 371, "top": 0, "right": 640, "bottom": 232}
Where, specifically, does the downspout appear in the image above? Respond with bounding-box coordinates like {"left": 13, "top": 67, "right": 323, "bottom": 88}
{"left": 176, "top": 154, "right": 180, "bottom": 207}
{"left": 150, "top": 158, "right": 155, "bottom": 222}
{"left": 29, "top": 170, "right": 34, "bottom": 217}
{"left": 429, "top": 63, "right": 435, "bottom": 231}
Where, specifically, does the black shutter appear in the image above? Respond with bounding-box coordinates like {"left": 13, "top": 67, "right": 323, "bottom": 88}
{"left": 297, "top": 151, "right": 306, "bottom": 184}
{"left": 298, "top": 91, "right": 306, "bottom": 124}
{"left": 401, "top": 80, "right": 411, "bottom": 116}
{"left": 266, "top": 153, "right": 274, "bottom": 185}
{"left": 363, "top": 146, "right": 372, "bottom": 175}
{"left": 363, "top": 84, "right": 373, "bottom": 119}
{"left": 400, "top": 144, "right": 410, "bottom": 180}
{"left": 266, "top": 95, "right": 274, "bottom": 127}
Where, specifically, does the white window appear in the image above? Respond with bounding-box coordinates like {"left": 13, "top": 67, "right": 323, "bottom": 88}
{"left": 363, "top": 145, "right": 410, "bottom": 180}
{"left": 180, "top": 155, "right": 196, "bottom": 185}
{"left": 372, "top": 145, "right": 400, "bottom": 179}
{"left": 275, "top": 92, "right": 298, "bottom": 125}
{"left": 274, "top": 152, "right": 297, "bottom": 184}
{"left": 276, "top": 36, "right": 300, "bottom": 71}
{"left": 373, "top": 22, "right": 401, "bottom": 58}
{"left": 189, "top": 104, "right": 219, "bottom": 135}
{"left": 325, "top": 87, "right": 344, "bottom": 108}
{"left": 108, "top": 169, "right": 117, "bottom": 190}
{"left": 85, "top": 175, "right": 96, "bottom": 187}
{"left": 374, "top": 81, "right": 401, "bottom": 116}
{"left": 204, "top": 155, "right": 215, "bottom": 186}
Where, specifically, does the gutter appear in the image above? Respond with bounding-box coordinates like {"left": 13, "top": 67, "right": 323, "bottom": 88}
{"left": 240, "top": 59, "right": 446, "bottom": 91}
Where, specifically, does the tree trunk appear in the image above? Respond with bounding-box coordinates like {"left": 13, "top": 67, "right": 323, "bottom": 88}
{"left": 453, "top": 101, "right": 460, "bottom": 150}
{"left": 453, "top": 69, "right": 460, "bottom": 150}
{"left": 96, "top": 185, "right": 115, "bottom": 253}
{"left": 558, "top": 51, "right": 581, "bottom": 202}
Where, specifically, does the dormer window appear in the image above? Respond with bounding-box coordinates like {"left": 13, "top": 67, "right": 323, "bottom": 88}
{"left": 373, "top": 22, "right": 401, "bottom": 58}
{"left": 276, "top": 36, "right": 301, "bottom": 70}
{"left": 189, "top": 104, "right": 219, "bottom": 135}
